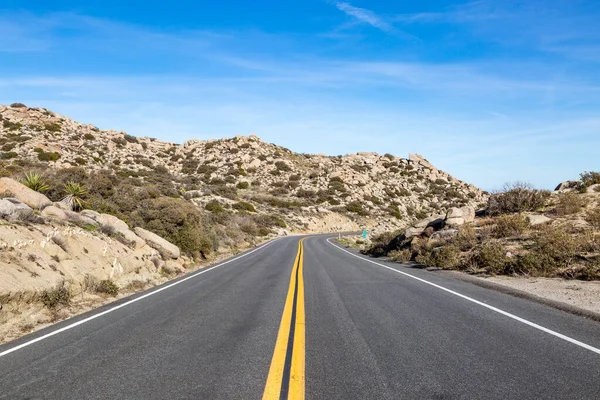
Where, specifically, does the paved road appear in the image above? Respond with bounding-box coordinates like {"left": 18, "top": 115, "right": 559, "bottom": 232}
{"left": 1, "top": 235, "right": 599, "bottom": 399}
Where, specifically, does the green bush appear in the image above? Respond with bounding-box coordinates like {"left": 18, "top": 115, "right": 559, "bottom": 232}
{"left": 37, "top": 150, "right": 61, "bottom": 162}
{"left": 0, "top": 151, "right": 18, "bottom": 159}
{"left": 40, "top": 285, "right": 71, "bottom": 309}
{"left": 580, "top": 171, "right": 600, "bottom": 189}
{"left": 131, "top": 197, "right": 217, "bottom": 258}
{"left": 493, "top": 214, "right": 529, "bottom": 238}
{"left": 388, "top": 249, "right": 411, "bottom": 262}
{"left": 475, "top": 242, "right": 510, "bottom": 274}
{"left": 346, "top": 201, "right": 364, "bottom": 213}
{"left": 44, "top": 122, "right": 62, "bottom": 133}
{"left": 233, "top": 201, "right": 256, "bottom": 212}
{"left": 96, "top": 279, "right": 119, "bottom": 296}
{"left": 585, "top": 207, "right": 600, "bottom": 229}
{"left": 236, "top": 181, "right": 250, "bottom": 189}
{"left": 205, "top": 200, "right": 225, "bottom": 213}
{"left": 275, "top": 161, "right": 291, "bottom": 172}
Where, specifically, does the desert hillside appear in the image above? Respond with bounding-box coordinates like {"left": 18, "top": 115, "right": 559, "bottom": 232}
{"left": 0, "top": 103, "right": 486, "bottom": 238}
{"left": 0, "top": 102, "right": 486, "bottom": 342}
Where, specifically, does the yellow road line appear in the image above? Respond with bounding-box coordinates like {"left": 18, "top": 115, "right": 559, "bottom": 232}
{"left": 289, "top": 240, "right": 305, "bottom": 399}
{"left": 262, "top": 238, "right": 305, "bottom": 400}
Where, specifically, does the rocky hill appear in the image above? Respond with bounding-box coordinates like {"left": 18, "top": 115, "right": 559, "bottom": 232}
{"left": 0, "top": 102, "right": 487, "bottom": 342}
{"left": 0, "top": 103, "right": 486, "bottom": 237}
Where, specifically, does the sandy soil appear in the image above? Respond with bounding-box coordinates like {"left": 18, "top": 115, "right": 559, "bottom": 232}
{"left": 484, "top": 276, "right": 600, "bottom": 314}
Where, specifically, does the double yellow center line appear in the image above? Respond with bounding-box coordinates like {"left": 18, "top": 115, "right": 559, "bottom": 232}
{"left": 262, "top": 238, "right": 306, "bottom": 400}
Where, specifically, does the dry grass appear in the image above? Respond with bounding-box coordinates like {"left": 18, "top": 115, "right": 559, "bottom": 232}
{"left": 554, "top": 192, "right": 589, "bottom": 216}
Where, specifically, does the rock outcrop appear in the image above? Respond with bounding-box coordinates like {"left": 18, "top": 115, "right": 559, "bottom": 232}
{"left": 0, "top": 178, "right": 51, "bottom": 210}
{"left": 134, "top": 227, "right": 180, "bottom": 259}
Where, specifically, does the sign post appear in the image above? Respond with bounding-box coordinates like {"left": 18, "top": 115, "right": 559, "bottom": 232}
{"left": 362, "top": 229, "right": 367, "bottom": 239}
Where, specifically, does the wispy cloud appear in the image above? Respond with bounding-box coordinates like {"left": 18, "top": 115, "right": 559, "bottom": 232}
{"left": 329, "top": 1, "right": 418, "bottom": 40}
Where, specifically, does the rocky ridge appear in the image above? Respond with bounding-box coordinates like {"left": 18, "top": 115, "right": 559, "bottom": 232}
{"left": 0, "top": 104, "right": 487, "bottom": 235}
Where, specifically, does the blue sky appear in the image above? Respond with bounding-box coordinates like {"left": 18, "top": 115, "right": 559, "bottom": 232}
{"left": 1, "top": 0, "right": 599, "bottom": 190}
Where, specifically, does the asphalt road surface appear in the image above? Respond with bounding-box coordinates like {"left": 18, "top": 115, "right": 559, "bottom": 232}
{"left": 1, "top": 235, "right": 599, "bottom": 399}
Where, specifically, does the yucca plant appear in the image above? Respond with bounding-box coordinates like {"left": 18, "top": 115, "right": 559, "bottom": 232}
{"left": 21, "top": 172, "right": 50, "bottom": 193}
{"left": 63, "top": 180, "right": 88, "bottom": 211}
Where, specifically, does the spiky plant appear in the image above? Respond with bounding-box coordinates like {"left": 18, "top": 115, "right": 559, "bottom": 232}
{"left": 63, "top": 180, "right": 88, "bottom": 211}
{"left": 21, "top": 172, "right": 50, "bottom": 193}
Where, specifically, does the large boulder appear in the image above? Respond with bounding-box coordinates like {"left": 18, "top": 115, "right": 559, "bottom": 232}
{"left": 554, "top": 180, "right": 582, "bottom": 192}
{"left": 0, "top": 177, "right": 52, "bottom": 210}
{"left": 134, "top": 227, "right": 180, "bottom": 259}
{"left": 41, "top": 205, "right": 68, "bottom": 221}
{"left": 80, "top": 211, "right": 145, "bottom": 249}
{"left": 0, "top": 198, "right": 35, "bottom": 221}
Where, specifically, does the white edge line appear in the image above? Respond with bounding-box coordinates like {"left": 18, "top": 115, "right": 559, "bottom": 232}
{"left": 0, "top": 238, "right": 281, "bottom": 358}
{"left": 327, "top": 238, "right": 600, "bottom": 356}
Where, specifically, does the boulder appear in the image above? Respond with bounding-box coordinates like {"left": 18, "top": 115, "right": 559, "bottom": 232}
{"left": 183, "top": 190, "right": 203, "bottom": 200}
{"left": 445, "top": 217, "right": 465, "bottom": 227}
{"left": 554, "top": 180, "right": 582, "bottom": 192}
{"left": 586, "top": 184, "right": 600, "bottom": 194}
{"left": 528, "top": 214, "right": 552, "bottom": 226}
{"left": 460, "top": 206, "right": 475, "bottom": 223}
{"left": 0, "top": 198, "right": 35, "bottom": 221}
{"left": 64, "top": 210, "right": 99, "bottom": 227}
{"left": 98, "top": 213, "right": 129, "bottom": 232}
{"left": 0, "top": 177, "right": 51, "bottom": 210}
{"left": 134, "top": 227, "right": 180, "bottom": 259}
{"left": 41, "top": 205, "right": 68, "bottom": 221}
{"left": 431, "top": 229, "right": 458, "bottom": 240}
{"left": 404, "top": 227, "right": 424, "bottom": 239}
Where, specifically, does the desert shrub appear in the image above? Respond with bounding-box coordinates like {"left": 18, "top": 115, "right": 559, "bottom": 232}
{"left": 64, "top": 180, "right": 88, "bottom": 210}
{"left": 0, "top": 151, "right": 18, "bottom": 159}
{"left": 554, "top": 192, "right": 589, "bottom": 216}
{"left": 10, "top": 102, "right": 27, "bottom": 108}
{"left": 233, "top": 201, "right": 256, "bottom": 212}
{"left": 40, "top": 285, "right": 71, "bottom": 309}
{"left": 388, "top": 249, "right": 411, "bottom": 263}
{"left": 253, "top": 214, "right": 286, "bottom": 229}
{"left": 488, "top": 182, "right": 550, "bottom": 215}
{"left": 131, "top": 197, "right": 217, "bottom": 258}
{"left": 236, "top": 181, "right": 250, "bottom": 189}
{"left": 205, "top": 201, "right": 225, "bottom": 213}
{"left": 123, "top": 134, "right": 138, "bottom": 143}
{"left": 96, "top": 279, "right": 119, "bottom": 296}
{"left": 297, "top": 188, "right": 316, "bottom": 198}
{"left": 474, "top": 242, "right": 510, "bottom": 274}
{"left": 384, "top": 153, "right": 394, "bottom": 160}
{"left": 37, "top": 150, "right": 61, "bottom": 162}
{"left": 21, "top": 172, "right": 50, "bottom": 192}
{"left": 346, "top": 201, "right": 364, "bottom": 213}
{"left": 289, "top": 174, "right": 301, "bottom": 181}
{"left": 532, "top": 225, "right": 584, "bottom": 267}
{"left": 580, "top": 171, "right": 600, "bottom": 190}
{"left": 44, "top": 122, "right": 62, "bottom": 133}
{"left": 585, "top": 207, "right": 600, "bottom": 229}
{"left": 83, "top": 133, "right": 95, "bottom": 140}
{"left": 1, "top": 142, "right": 16, "bottom": 151}
{"left": 3, "top": 120, "right": 23, "bottom": 131}
{"left": 275, "top": 161, "right": 291, "bottom": 172}
{"left": 212, "top": 185, "right": 238, "bottom": 200}
{"left": 492, "top": 214, "right": 529, "bottom": 238}
{"left": 454, "top": 225, "right": 477, "bottom": 250}
{"left": 415, "top": 245, "right": 461, "bottom": 269}
{"left": 387, "top": 205, "right": 402, "bottom": 219}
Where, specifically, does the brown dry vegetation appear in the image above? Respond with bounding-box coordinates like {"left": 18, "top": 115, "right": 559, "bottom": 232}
{"left": 366, "top": 177, "right": 600, "bottom": 281}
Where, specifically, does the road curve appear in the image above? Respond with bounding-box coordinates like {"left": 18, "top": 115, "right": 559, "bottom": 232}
{"left": 1, "top": 235, "right": 599, "bottom": 399}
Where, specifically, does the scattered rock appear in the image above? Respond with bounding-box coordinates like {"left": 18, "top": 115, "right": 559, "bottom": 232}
{"left": 134, "top": 227, "right": 180, "bottom": 259}
{"left": 0, "top": 198, "right": 35, "bottom": 221}
{"left": 0, "top": 178, "right": 52, "bottom": 210}
{"left": 41, "top": 205, "right": 68, "bottom": 221}
{"left": 528, "top": 214, "right": 552, "bottom": 226}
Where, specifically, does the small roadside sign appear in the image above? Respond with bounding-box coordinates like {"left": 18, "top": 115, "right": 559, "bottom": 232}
{"left": 362, "top": 229, "right": 367, "bottom": 239}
